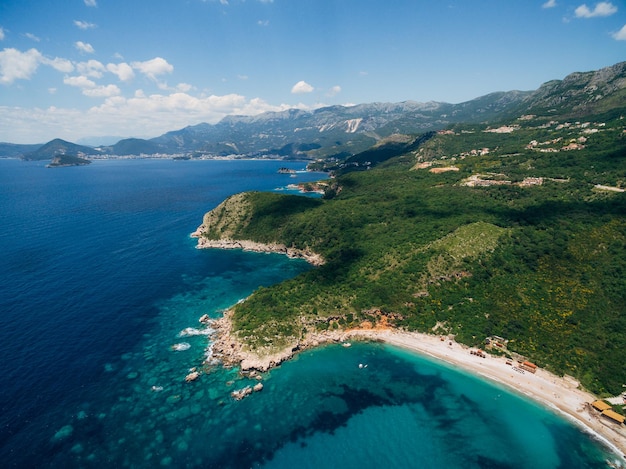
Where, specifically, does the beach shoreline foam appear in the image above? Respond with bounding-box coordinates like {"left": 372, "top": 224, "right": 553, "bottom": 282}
{"left": 195, "top": 235, "right": 626, "bottom": 463}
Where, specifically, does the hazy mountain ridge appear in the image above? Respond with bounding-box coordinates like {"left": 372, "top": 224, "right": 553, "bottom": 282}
{"left": 0, "top": 142, "right": 42, "bottom": 158}
{"left": 137, "top": 94, "right": 529, "bottom": 158}
{"left": 6, "top": 61, "right": 625, "bottom": 161}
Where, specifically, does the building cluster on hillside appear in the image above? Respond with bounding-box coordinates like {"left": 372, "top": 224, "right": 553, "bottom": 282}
{"left": 526, "top": 136, "right": 587, "bottom": 152}
{"left": 484, "top": 125, "right": 519, "bottom": 134}
{"left": 461, "top": 174, "right": 544, "bottom": 188}
{"left": 460, "top": 148, "right": 490, "bottom": 158}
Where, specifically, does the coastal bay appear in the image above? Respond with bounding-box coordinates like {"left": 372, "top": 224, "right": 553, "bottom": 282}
{"left": 195, "top": 236, "right": 626, "bottom": 464}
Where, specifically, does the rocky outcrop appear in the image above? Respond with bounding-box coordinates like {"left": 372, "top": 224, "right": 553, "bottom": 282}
{"left": 231, "top": 387, "right": 253, "bottom": 400}
{"left": 185, "top": 370, "right": 200, "bottom": 382}
{"left": 208, "top": 309, "right": 382, "bottom": 372}
{"left": 230, "top": 382, "right": 264, "bottom": 401}
{"left": 193, "top": 238, "right": 325, "bottom": 266}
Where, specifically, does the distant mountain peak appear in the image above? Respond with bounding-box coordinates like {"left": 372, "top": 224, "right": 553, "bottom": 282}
{"left": 522, "top": 61, "right": 626, "bottom": 116}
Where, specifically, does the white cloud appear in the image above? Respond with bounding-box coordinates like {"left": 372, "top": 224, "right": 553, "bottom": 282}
{"left": 83, "top": 84, "right": 121, "bottom": 98}
{"left": 131, "top": 57, "right": 174, "bottom": 80}
{"left": 77, "top": 59, "right": 105, "bottom": 78}
{"left": 0, "top": 28, "right": 5, "bottom": 41}
{"left": 0, "top": 48, "right": 42, "bottom": 84}
{"left": 64, "top": 75, "right": 97, "bottom": 89}
{"left": 542, "top": 0, "right": 557, "bottom": 8}
{"left": 258, "top": 20, "right": 270, "bottom": 26}
{"left": 613, "top": 24, "right": 626, "bottom": 40}
{"left": 74, "top": 20, "right": 97, "bottom": 30}
{"left": 175, "top": 82, "right": 193, "bottom": 92}
{"left": 327, "top": 85, "right": 341, "bottom": 97}
{"left": 84, "top": 0, "right": 97, "bottom": 7}
{"left": 291, "top": 80, "right": 314, "bottom": 94}
{"left": 93, "top": 92, "right": 292, "bottom": 124}
{"left": 75, "top": 41, "right": 95, "bottom": 54}
{"left": 24, "top": 33, "right": 40, "bottom": 42}
{"left": 0, "top": 48, "right": 77, "bottom": 84}
{"left": 41, "top": 56, "right": 74, "bottom": 73}
{"left": 64, "top": 74, "right": 121, "bottom": 98}
{"left": 575, "top": 2, "right": 618, "bottom": 18}
{"left": 107, "top": 62, "right": 135, "bottom": 81}
{"left": 0, "top": 92, "right": 303, "bottom": 143}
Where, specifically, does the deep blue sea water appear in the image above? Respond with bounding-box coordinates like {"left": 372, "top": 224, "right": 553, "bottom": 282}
{"left": 0, "top": 158, "right": 617, "bottom": 468}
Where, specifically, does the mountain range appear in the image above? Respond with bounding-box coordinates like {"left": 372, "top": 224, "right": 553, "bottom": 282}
{"left": 3, "top": 61, "right": 624, "bottom": 161}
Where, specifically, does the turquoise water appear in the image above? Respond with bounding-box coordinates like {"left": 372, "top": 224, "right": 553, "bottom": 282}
{"left": 0, "top": 158, "right": 617, "bottom": 468}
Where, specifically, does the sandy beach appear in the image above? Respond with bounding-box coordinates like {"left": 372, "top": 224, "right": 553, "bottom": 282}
{"left": 366, "top": 329, "right": 626, "bottom": 464}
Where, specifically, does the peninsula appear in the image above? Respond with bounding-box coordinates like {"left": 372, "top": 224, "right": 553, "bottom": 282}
{"left": 191, "top": 61, "right": 626, "bottom": 461}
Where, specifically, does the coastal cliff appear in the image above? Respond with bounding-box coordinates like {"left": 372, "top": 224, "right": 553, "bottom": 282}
{"left": 191, "top": 192, "right": 325, "bottom": 266}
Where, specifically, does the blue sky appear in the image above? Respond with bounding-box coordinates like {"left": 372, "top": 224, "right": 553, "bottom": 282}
{"left": 1, "top": 0, "right": 625, "bottom": 144}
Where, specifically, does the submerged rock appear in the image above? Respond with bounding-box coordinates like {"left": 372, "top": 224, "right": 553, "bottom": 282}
{"left": 185, "top": 371, "right": 200, "bottom": 383}
{"left": 231, "top": 387, "right": 253, "bottom": 400}
{"left": 51, "top": 424, "right": 74, "bottom": 442}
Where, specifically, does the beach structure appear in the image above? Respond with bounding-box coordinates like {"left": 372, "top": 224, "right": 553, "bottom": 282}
{"left": 601, "top": 409, "right": 625, "bottom": 425}
{"left": 520, "top": 361, "right": 537, "bottom": 373}
{"left": 485, "top": 336, "right": 509, "bottom": 350}
{"left": 592, "top": 400, "right": 612, "bottom": 412}
{"left": 590, "top": 401, "right": 625, "bottom": 425}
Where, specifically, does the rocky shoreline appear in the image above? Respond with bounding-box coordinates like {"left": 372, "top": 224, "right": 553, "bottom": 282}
{"left": 208, "top": 307, "right": 386, "bottom": 372}
{"left": 190, "top": 231, "right": 325, "bottom": 267}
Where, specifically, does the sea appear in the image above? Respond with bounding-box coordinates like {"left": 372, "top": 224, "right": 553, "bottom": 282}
{"left": 0, "top": 157, "right": 619, "bottom": 468}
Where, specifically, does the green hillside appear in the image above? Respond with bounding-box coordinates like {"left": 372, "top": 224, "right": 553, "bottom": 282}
{"left": 196, "top": 66, "right": 626, "bottom": 396}
{"left": 22, "top": 138, "right": 99, "bottom": 160}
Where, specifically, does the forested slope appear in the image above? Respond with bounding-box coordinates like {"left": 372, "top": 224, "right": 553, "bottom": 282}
{"left": 197, "top": 71, "right": 626, "bottom": 396}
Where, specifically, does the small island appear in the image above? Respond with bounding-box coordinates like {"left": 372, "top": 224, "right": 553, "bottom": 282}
{"left": 47, "top": 154, "right": 92, "bottom": 168}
